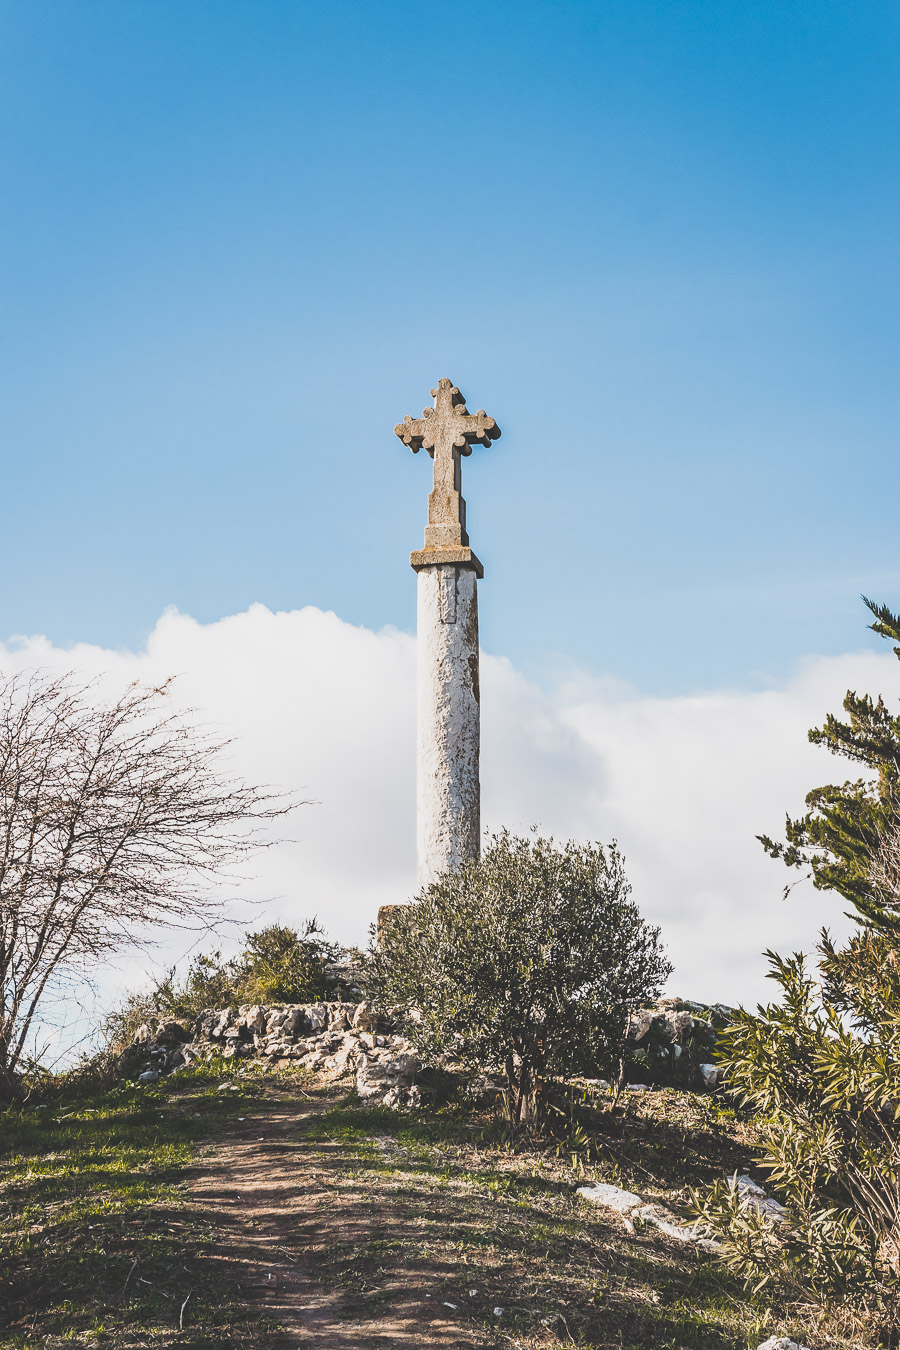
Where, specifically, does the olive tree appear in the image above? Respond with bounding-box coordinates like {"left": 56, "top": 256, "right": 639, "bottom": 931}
{"left": 0, "top": 671, "right": 296, "bottom": 1096}
{"left": 370, "top": 830, "right": 671, "bottom": 1122}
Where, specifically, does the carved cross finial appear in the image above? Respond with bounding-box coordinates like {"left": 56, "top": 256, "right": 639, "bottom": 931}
{"left": 395, "top": 378, "right": 501, "bottom": 551}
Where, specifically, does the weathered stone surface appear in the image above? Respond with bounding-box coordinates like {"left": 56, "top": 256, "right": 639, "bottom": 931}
{"left": 577, "top": 1181, "right": 720, "bottom": 1250}
{"left": 352, "top": 1000, "right": 379, "bottom": 1032}
{"left": 395, "top": 377, "right": 500, "bottom": 554}
{"left": 396, "top": 378, "right": 498, "bottom": 891}
{"left": 757, "top": 1339, "right": 813, "bottom": 1350}
{"left": 375, "top": 904, "right": 402, "bottom": 946}
{"left": 151, "top": 1019, "right": 188, "bottom": 1045}
{"left": 238, "top": 1005, "right": 267, "bottom": 1036}
{"left": 416, "top": 562, "right": 480, "bottom": 888}
{"left": 625, "top": 997, "right": 735, "bottom": 1090}
{"left": 356, "top": 1046, "right": 419, "bottom": 1100}
{"left": 736, "top": 1174, "right": 788, "bottom": 1222}
{"left": 577, "top": 1182, "right": 644, "bottom": 1213}
{"left": 410, "top": 545, "right": 483, "bottom": 576}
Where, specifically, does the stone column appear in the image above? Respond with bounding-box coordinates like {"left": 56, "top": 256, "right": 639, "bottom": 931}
{"left": 414, "top": 559, "right": 481, "bottom": 888}
{"left": 394, "top": 378, "right": 500, "bottom": 893}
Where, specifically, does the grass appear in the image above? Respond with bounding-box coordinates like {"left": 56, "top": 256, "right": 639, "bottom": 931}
{"left": 294, "top": 1095, "right": 781, "bottom": 1348}
{"left": 0, "top": 1066, "right": 866, "bottom": 1349}
{"left": 0, "top": 1071, "right": 275, "bottom": 1348}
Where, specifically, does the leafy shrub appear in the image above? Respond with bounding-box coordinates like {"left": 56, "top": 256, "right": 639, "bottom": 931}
{"left": 105, "top": 920, "right": 341, "bottom": 1051}
{"left": 693, "top": 940, "right": 900, "bottom": 1338}
{"left": 369, "top": 830, "right": 671, "bottom": 1124}
{"left": 239, "top": 921, "right": 339, "bottom": 1003}
{"left": 702, "top": 599, "right": 900, "bottom": 1338}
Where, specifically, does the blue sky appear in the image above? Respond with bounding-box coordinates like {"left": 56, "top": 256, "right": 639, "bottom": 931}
{"left": 1, "top": 0, "right": 898, "bottom": 695}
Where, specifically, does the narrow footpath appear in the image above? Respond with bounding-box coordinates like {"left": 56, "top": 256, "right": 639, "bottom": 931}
{"left": 184, "top": 1085, "right": 491, "bottom": 1348}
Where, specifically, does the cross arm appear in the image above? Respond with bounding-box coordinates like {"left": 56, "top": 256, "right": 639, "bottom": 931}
{"left": 452, "top": 407, "right": 501, "bottom": 453}
{"left": 394, "top": 400, "right": 501, "bottom": 457}
{"left": 394, "top": 414, "right": 429, "bottom": 453}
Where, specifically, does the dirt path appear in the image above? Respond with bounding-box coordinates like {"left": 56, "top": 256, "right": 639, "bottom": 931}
{"left": 185, "top": 1085, "right": 491, "bottom": 1348}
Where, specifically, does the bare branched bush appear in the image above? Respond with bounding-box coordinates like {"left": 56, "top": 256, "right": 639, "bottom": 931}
{"left": 0, "top": 671, "right": 298, "bottom": 1096}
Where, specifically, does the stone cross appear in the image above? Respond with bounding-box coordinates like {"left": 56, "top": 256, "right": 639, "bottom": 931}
{"left": 395, "top": 378, "right": 501, "bottom": 890}
{"left": 395, "top": 377, "right": 500, "bottom": 554}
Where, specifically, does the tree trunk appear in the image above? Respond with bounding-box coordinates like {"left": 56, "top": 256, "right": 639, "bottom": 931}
{"left": 0, "top": 1039, "right": 18, "bottom": 1103}
{"left": 505, "top": 1056, "right": 543, "bottom": 1125}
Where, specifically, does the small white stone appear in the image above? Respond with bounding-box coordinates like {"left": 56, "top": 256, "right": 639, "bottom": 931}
{"left": 757, "top": 1338, "right": 813, "bottom": 1350}
{"left": 576, "top": 1182, "right": 643, "bottom": 1213}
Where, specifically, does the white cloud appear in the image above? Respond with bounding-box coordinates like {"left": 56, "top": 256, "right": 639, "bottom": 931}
{"left": 2, "top": 605, "right": 892, "bottom": 1034}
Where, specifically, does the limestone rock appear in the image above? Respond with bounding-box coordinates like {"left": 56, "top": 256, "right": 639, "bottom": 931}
{"left": 757, "top": 1339, "right": 813, "bottom": 1350}
{"left": 153, "top": 1015, "right": 188, "bottom": 1047}
{"left": 737, "top": 1174, "right": 787, "bottom": 1222}
{"left": 634, "top": 1204, "right": 720, "bottom": 1253}
{"left": 352, "top": 1000, "right": 379, "bottom": 1032}
{"left": 356, "top": 1045, "right": 419, "bottom": 1102}
{"left": 577, "top": 1181, "right": 719, "bottom": 1250}
{"left": 238, "top": 1005, "right": 267, "bottom": 1036}
{"left": 577, "top": 1182, "right": 643, "bottom": 1213}
{"left": 212, "top": 1009, "right": 235, "bottom": 1039}
{"left": 624, "top": 997, "right": 734, "bottom": 1090}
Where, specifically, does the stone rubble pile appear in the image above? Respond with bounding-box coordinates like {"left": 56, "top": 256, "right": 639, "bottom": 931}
{"left": 626, "top": 997, "right": 735, "bottom": 1089}
{"left": 131, "top": 999, "right": 419, "bottom": 1105}
{"left": 131, "top": 993, "right": 731, "bottom": 1103}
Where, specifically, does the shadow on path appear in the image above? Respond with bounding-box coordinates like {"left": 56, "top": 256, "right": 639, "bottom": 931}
{"left": 184, "top": 1086, "right": 491, "bottom": 1348}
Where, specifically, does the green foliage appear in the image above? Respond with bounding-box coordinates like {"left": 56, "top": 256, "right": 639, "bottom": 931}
{"left": 758, "top": 596, "right": 900, "bottom": 931}
{"left": 240, "top": 920, "right": 339, "bottom": 1003}
{"left": 693, "top": 941, "right": 900, "bottom": 1336}
{"left": 105, "top": 920, "right": 340, "bottom": 1051}
{"left": 369, "top": 830, "right": 671, "bottom": 1124}
{"left": 0, "top": 1066, "right": 275, "bottom": 1345}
